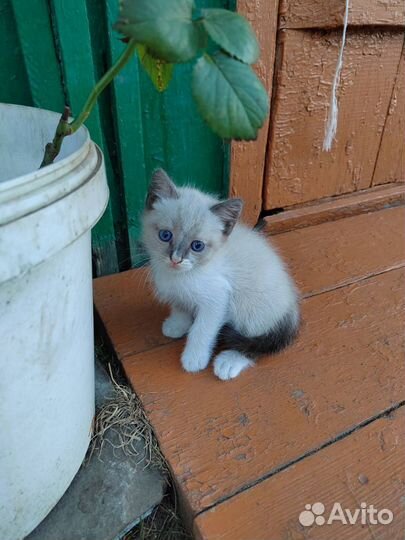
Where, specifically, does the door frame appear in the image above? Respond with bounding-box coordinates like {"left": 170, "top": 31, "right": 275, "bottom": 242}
{"left": 229, "top": 0, "right": 280, "bottom": 225}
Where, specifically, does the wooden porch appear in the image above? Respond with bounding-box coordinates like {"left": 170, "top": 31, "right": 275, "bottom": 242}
{"left": 94, "top": 186, "right": 405, "bottom": 539}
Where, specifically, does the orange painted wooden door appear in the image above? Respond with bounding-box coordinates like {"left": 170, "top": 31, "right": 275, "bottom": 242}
{"left": 231, "top": 0, "right": 405, "bottom": 222}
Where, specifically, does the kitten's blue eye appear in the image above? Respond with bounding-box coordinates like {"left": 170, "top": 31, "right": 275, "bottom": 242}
{"left": 158, "top": 229, "right": 172, "bottom": 242}
{"left": 191, "top": 240, "right": 205, "bottom": 252}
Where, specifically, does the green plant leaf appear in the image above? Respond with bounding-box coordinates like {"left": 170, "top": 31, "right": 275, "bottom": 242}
{"left": 136, "top": 45, "right": 174, "bottom": 92}
{"left": 192, "top": 52, "right": 268, "bottom": 140}
{"left": 201, "top": 9, "right": 259, "bottom": 65}
{"left": 114, "top": 0, "right": 199, "bottom": 63}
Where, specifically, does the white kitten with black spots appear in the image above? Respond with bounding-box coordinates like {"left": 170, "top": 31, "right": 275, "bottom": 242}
{"left": 142, "top": 169, "right": 300, "bottom": 380}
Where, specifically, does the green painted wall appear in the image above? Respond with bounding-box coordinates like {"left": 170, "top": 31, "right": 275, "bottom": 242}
{"left": 2, "top": 0, "right": 230, "bottom": 275}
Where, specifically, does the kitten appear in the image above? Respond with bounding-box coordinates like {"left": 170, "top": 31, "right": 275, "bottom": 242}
{"left": 142, "top": 169, "right": 300, "bottom": 380}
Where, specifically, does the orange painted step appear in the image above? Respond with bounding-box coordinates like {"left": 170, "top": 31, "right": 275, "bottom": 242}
{"left": 264, "top": 183, "right": 405, "bottom": 235}
{"left": 94, "top": 206, "right": 405, "bottom": 359}
{"left": 95, "top": 268, "right": 169, "bottom": 359}
{"left": 272, "top": 206, "right": 405, "bottom": 297}
{"left": 118, "top": 268, "right": 405, "bottom": 515}
{"left": 194, "top": 406, "right": 405, "bottom": 540}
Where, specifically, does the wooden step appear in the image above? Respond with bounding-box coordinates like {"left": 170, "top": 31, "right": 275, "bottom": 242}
{"left": 195, "top": 406, "right": 405, "bottom": 539}
{"left": 93, "top": 206, "right": 405, "bottom": 535}
{"left": 109, "top": 268, "right": 405, "bottom": 516}
{"left": 263, "top": 182, "right": 405, "bottom": 235}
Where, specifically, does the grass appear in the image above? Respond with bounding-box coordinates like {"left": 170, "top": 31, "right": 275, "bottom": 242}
{"left": 124, "top": 492, "right": 192, "bottom": 540}
{"left": 93, "top": 334, "right": 191, "bottom": 539}
{"left": 89, "top": 362, "right": 167, "bottom": 473}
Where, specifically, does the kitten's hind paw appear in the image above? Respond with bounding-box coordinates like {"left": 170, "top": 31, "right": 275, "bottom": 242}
{"left": 214, "top": 351, "right": 253, "bottom": 380}
{"left": 162, "top": 312, "right": 192, "bottom": 339}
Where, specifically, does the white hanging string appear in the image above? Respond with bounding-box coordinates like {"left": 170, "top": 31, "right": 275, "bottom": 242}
{"left": 323, "top": 0, "right": 350, "bottom": 151}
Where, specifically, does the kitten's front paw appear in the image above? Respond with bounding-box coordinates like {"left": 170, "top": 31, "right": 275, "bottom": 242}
{"left": 181, "top": 348, "right": 210, "bottom": 373}
{"left": 214, "top": 351, "right": 253, "bottom": 380}
{"left": 162, "top": 312, "right": 192, "bottom": 339}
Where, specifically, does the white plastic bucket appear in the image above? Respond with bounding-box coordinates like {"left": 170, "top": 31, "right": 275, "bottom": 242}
{"left": 0, "top": 104, "right": 109, "bottom": 540}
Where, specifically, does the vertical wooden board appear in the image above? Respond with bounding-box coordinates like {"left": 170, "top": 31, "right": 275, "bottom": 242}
{"left": 11, "top": 0, "right": 65, "bottom": 112}
{"left": 229, "top": 0, "right": 279, "bottom": 225}
{"left": 162, "top": 65, "right": 227, "bottom": 196}
{"left": 85, "top": 0, "right": 132, "bottom": 271}
{"left": 264, "top": 29, "right": 404, "bottom": 210}
{"left": 0, "top": 0, "right": 31, "bottom": 106}
{"left": 164, "top": 0, "right": 229, "bottom": 197}
{"left": 50, "top": 1, "right": 104, "bottom": 143}
{"left": 195, "top": 408, "right": 405, "bottom": 540}
{"left": 50, "top": 0, "right": 118, "bottom": 275}
{"left": 121, "top": 268, "right": 405, "bottom": 514}
{"left": 138, "top": 0, "right": 229, "bottom": 199}
{"left": 138, "top": 66, "right": 226, "bottom": 196}
{"left": 105, "top": 0, "right": 149, "bottom": 266}
{"left": 279, "top": 0, "right": 405, "bottom": 29}
{"left": 373, "top": 40, "right": 405, "bottom": 185}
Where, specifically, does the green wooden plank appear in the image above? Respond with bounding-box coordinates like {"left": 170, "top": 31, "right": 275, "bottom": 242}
{"left": 85, "top": 0, "right": 131, "bottom": 271}
{"left": 105, "top": 0, "right": 148, "bottom": 266}
{"left": 103, "top": 0, "right": 230, "bottom": 268}
{"left": 11, "top": 0, "right": 65, "bottom": 112}
{"left": 50, "top": 0, "right": 119, "bottom": 275}
{"left": 0, "top": 0, "right": 31, "bottom": 106}
{"left": 138, "top": 0, "right": 230, "bottom": 198}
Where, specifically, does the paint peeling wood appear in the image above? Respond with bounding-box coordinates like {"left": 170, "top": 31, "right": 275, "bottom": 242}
{"left": 229, "top": 0, "right": 279, "bottom": 225}
{"left": 121, "top": 268, "right": 405, "bottom": 514}
{"left": 373, "top": 40, "right": 405, "bottom": 186}
{"left": 11, "top": 0, "right": 65, "bottom": 112}
{"left": 279, "top": 0, "right": 405, "bottom": 29}
{"left": 94, "top": 206, "right": 405, "bottom": 359}
{"left": 264, "top": 29, "right": 404, "bottom": 210}
{"left": 194, "top": 407, "right": 405, "bottom": 539}
{"left": 263, "top": 183, "right": 405, "bottom": 235}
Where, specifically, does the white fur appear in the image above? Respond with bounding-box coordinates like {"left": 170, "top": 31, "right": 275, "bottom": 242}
{"left": 142, "top": 182, "right": 299, "bottom": 379}
{"left": 162, "top": 308, "right": 193, "bottom": 338}
{"left": 214, "top": 351, "right": 253, "bottom": 380}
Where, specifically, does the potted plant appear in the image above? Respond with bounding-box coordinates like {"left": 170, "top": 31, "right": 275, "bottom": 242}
{"left": 0, "top": 1, "right": 268, "bottom": 538}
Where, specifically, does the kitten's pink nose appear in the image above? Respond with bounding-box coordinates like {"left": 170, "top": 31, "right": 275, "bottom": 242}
{"left": 170, "top": 253, "right": 183, "bottom": 265}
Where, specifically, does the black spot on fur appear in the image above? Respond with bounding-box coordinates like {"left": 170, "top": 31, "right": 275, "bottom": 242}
{"left": 219, "top": 310, "right": 300, "bottom": 359}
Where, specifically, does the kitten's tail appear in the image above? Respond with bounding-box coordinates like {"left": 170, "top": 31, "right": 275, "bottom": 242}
{"left": 219, "top": 310, "right": 300, "bottom": 358}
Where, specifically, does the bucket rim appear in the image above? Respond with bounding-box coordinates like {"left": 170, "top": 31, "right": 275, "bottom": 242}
{"left": 0, "top": 103, "right": 90, "bottom": 196}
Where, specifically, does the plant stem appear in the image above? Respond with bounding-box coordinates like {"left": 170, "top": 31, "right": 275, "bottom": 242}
{"left": 40, "top": 106, "right": 72, "bottom": 168}
{"left": 69, "top": 39, "right": 137, "bottom": 133}
{"left": 40, "top": 39, "right": 137, "bottom": 168}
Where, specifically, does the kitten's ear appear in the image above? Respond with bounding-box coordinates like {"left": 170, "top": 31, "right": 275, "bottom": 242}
{"left": 210, "top": 198, "right": 243, "bottom": 235}
{"left": 146, "top": 169, "right": 179, "bottom": 210}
